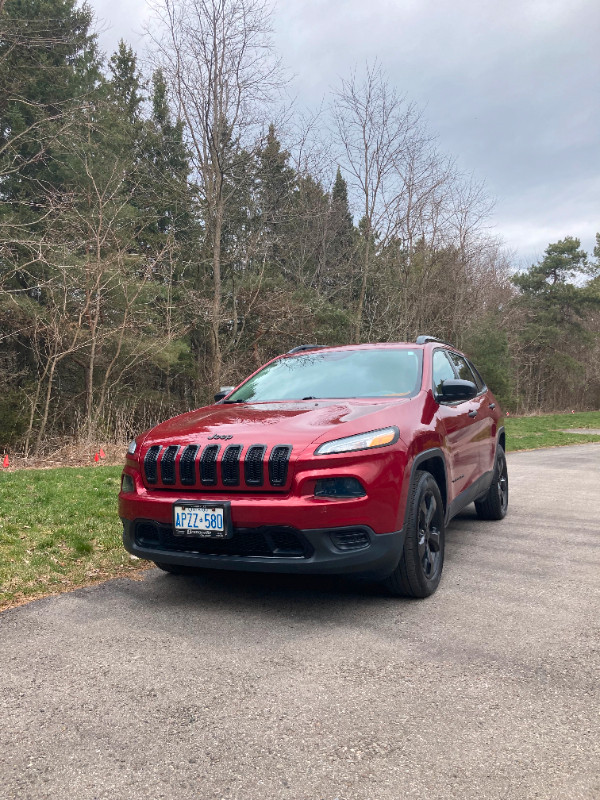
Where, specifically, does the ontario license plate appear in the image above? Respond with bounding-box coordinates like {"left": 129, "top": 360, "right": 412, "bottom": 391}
{"left": 173, "top": 502, "right": 231, "bottom": 538}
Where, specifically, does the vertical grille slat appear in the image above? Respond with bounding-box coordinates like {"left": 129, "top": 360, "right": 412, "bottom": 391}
{"left": 179, "top": 444, "right": 199, "bottom": 486}
{"left": 144, "top": 445, "right": 162, "bottom": 484}
{"left": 222, "top": 444, "right": 243, "bottom": 486}
{"left": 200, "top": 444, "right": 220, "bottom": 485}
{"left": 160, "top": 445, "right": 179, "bottom": 485}
{"left": 269, "top": 445, "right": 292, "bottom": 487}
{"left": 244, "top": 445, "right": 266, "bottom": 486}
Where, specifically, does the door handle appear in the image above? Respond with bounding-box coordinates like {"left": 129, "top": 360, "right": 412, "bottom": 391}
{"left": 489, "top": 403, "right": 496, "bottom": 410}
{"left": 468, "top": 410, "right": 478, "bottom": 418}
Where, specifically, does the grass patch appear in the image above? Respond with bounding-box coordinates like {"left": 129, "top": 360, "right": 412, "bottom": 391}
{"left": 504, "top": 411, "right": 600, "bottom": 451}
{"left": 0, "top": 466, "right": 147, "bottom": 610}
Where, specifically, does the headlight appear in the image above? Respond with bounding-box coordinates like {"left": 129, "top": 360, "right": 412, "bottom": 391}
{"left": 127, "top": 440, "right": 138, "bottom": 456}
{"left": 314, "top": 426, "right": 399, "bottom": 455}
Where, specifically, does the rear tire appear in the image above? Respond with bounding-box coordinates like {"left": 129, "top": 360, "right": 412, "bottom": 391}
{"left": 475, "top": 445, "right": 508, "bottom": 521}
{"left": 383, "top": 470, "right": 445, "bottom": 598}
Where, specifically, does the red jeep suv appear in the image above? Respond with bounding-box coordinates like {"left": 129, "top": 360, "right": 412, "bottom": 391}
{"left": 119, "top": 337, "right": 507, "bottom": 597}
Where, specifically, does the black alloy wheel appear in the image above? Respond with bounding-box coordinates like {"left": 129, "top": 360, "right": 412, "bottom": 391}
{"left": 475, "top": 445, "right": 509, "bottom": 521}
{"left": 417, "top": 488, "right": 443, "bottom": 580}
{"left": 383, "top": 470, "right": 446, "bottom": 598}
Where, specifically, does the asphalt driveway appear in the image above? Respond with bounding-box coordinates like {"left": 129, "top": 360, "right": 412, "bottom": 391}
{"left": 1, "top": 444, "right": 599, "bottom": 800}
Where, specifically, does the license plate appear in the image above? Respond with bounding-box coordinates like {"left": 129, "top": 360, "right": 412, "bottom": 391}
{"left": 173, "top": 502, "right": 231, "bottom": 538}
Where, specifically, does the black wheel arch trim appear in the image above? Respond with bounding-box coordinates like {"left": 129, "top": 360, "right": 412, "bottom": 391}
{"left": 406, "top": 447, "right": 449, "bottom": 513}
{"left": 405, "top": 447, "right": 497, "bottom": 525}
{"left": 497, "top": 425, "right": 506, "bottom": 449}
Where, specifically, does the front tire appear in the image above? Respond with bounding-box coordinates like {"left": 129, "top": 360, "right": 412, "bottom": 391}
{"left": 383, "top": 470, "right": 445, "bottom": 598}
{"left": 475, "top": 445, "right": 508, "bottom": 520}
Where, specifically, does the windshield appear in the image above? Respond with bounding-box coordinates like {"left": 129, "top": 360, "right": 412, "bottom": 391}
{"left": 226, "top": 348, "right": 423, "bottom": 402}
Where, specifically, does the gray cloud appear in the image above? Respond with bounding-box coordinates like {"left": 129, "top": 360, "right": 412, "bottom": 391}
{"left": 95, "top": 0, "right": 600, "bottom": 265}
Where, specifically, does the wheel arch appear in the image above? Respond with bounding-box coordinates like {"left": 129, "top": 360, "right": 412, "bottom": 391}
{"left": 497, "top": 425, "right": 506, "bottom": 453}
{"left": 409, "top": 448, "right": 448, "bottom": 516}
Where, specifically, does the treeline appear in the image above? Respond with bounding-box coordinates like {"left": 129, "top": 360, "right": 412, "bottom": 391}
{"left": 0, "top": 0, "right": 599, "bottom": 454}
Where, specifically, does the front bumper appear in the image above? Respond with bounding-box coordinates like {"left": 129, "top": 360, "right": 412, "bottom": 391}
{"left": 122, "top": 518, "right": 405, "bottom": 579}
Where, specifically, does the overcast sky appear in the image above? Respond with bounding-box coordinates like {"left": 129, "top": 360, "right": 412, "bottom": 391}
{"left": 93, "top": 0, "right": 599, "bottom": 268}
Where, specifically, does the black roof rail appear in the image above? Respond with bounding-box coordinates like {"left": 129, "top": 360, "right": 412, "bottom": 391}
{"left": 287, "top": 344, "right": 329, "bottom": 354}
{"left": 415, "top": 335, "right": 452, "bottom": 346}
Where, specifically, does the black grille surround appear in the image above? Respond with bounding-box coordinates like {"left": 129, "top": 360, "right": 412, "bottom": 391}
{"left": 244, "top": 445, "right": 267, "bottom": 486}
{"left": 329, "top": 527, "right": 371, "bottom": 551}
{"left": 144, "top": 445, "right": 161, "bottom": 484}
{"left": 200, "top": 444, "right": 219, "bottom": 485}
{"left": 269, "top": 445, "right": 292, "bottom": 487}
{"left": 142, "top": 442, "right": 292, "bottom": 490}
{"left": 221, "top": 444, "right": 243, "bottom": 486}
{"left": 179, "top": 445, "right": 199, "bottom": 485}
{"left": 160, "top": 445, "right": 179, "bottom": 485}
{"left": 134, "top": 520, "right": 313, "bottom": 559}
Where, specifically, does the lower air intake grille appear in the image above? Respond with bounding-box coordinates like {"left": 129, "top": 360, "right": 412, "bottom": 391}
{"left": 134, "top": 521, "right": 313, "bottom": 559}
{"left": 329, "top": 528, "right": 371, "bottom": 551}
{"left": 179, "top": 445, "right": 199, "bottom": 485}
{"left": 144, "top": 446, "right": 161, "bottom": 484}
{"left": 222, "top": 444, "right": 242, "bottom": 486}
{"left": 269, "top": 445, "right": 292, "bottom": 487}
{"left": 160, "top": 445, "right": 179, "bottom": 485}
{"left": 200, "top": 445, "right": 219, "bottom": 485}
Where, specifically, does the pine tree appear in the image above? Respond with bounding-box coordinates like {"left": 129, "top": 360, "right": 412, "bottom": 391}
{"left": 0, "top": 0, "right": 100, "bottom": 204}
{"left": 511, "top": 237, "right": 600, "bottom": 410}
{"left": 107, "top": 41, "right": 143, "bottom": 124}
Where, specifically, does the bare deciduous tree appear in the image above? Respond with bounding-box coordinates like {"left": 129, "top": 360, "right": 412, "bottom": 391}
{"left": 148, "top": 0, "right": 283, "bottom": 390}
{"left": 332, "top": 63, "right": 425, "bottom": 341}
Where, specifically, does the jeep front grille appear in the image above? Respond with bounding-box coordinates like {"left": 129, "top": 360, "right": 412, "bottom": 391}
{"left": 160, "top": 445, "right": 179, "bottom": 485}
{"left": 244, "top": 445, "right": 266, "bottom": 486}
{"left": 269, "top": 445, "right": 292, "bottom": 487}
{"left": 221, "top": 444, "right": 243, "bottom": 486}
{"left": 179, "top": 445, "right": 199, "bottom": 485}
{"left": 142, "top": 442, "right": 292, "bottom": 490}
{"left": 144, "top": 445, "right": 161, "bottom": 484}
{"left": 200, "top": 444, "right": 219, "bottom": 485}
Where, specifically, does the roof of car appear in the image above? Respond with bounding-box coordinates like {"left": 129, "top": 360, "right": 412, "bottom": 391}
{"left": 284, "top": 341, "right": 457, "bottom": 356}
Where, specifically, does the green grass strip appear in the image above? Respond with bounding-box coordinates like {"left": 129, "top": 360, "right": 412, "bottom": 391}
{"left": 504, "top": 411, "right": 600, "bottom": 451}
{"left": 0, "top": 465, "right": 146, "bottom": 609}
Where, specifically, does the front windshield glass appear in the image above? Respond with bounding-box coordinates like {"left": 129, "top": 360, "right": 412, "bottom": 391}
{"left": 226, "top": 348, "right": 423, "bottom": 402}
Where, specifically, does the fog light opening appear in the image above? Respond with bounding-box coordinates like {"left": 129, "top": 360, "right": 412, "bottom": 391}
{"left": 314, "top": 477, "right": 366, "bottom": 499}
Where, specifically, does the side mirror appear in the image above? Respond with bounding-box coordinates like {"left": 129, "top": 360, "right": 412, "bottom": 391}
{"left": 214, "top": 386, "right": 235, "bottom": 403}
{"left": 439, "top": 379, "right": 478, "bottom": 402}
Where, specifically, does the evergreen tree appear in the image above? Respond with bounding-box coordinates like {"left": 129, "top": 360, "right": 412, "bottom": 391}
{"left": 511, "top": 237, "right": 600, "bottom": 410}
{"left": 330, "top": 167, "right": 355, "bottom": 261}
{"left": 107, "top": 41, "right": 143, "bottom": 124}
{"left": 0, "top": 0, "right": 100, "bottom": 204}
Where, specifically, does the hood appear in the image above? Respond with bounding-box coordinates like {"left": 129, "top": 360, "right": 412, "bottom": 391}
{"left": 143, "top": 398, "right": 407, "bottom": 449}
{"left": 137, "top": 398, "right": 410, "bottom": 493}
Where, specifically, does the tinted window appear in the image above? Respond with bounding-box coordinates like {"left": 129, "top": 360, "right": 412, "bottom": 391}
{"left": 447, "top": 352, "right": 478, "bottom": 384}
{"left": 466, "top": 359, "right": 486, "bottom": 392}
{"left": 226, "top": 349, "right": 423, "bottom": 402}
{"left": 432, "top": 350, "right": 456, "bottom": 395}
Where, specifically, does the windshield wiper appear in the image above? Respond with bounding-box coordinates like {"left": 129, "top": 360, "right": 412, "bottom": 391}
{"left": 301, "top": 396, "right": 318, "bottom": 400}
{"left": 222, "top": 398, "right": 245, "bottom": 403}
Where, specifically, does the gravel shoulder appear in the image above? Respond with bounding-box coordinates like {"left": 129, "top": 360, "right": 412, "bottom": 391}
{"left": 1, "top": 444, "right": 599, "bottom": 800}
